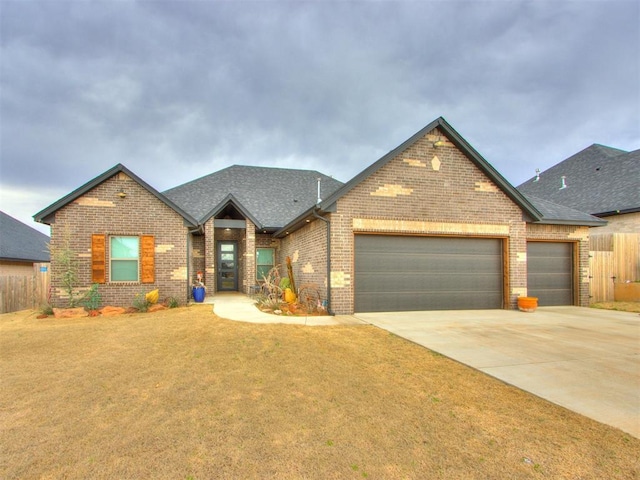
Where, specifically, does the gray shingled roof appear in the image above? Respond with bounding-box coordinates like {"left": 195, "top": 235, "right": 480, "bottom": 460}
{"left": 0, "top": 211, "right": 50, "bottom": 262}
{"left": 163, "top": 165, "right": 344, "bottom": 229}
{"left": 517, "top": 144, "right": 640, "bottom": 215}
{"left": 522, "top": 195, "right": 606, "bottom": 226}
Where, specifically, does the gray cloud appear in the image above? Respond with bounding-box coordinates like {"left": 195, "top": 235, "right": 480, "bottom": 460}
{"left": 1, "top": 0, "right": 638, "bottom": 234}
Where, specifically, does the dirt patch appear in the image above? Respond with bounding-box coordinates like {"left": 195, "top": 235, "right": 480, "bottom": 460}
{"left": 1, "top": 306, "right": 638, "bottom": 479}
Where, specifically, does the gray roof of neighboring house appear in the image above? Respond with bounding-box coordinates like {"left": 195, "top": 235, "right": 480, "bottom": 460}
{"left": 163, "top": 165, "right": 344, "bottom": 230}
{"left": 517, "top": 144, "right": 640, "bottom": 216}
{"left": 0, "top": 211, "right": 50, "bottom": 262}
{"left": 521, "top": 195, "right": 606, "bottom": 227}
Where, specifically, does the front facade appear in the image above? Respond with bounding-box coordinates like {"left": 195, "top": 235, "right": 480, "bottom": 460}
{"left": 36, "top": 118, "right": 603, "bottom": 313}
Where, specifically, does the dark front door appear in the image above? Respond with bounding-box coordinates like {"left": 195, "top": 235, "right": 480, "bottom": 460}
{"left": 217, "top": 241, "right": 238, "bottom": 291}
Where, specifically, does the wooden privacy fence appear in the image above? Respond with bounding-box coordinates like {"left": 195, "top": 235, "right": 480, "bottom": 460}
{"left": 0, "top": 263, "right": 51, "bottom": 314}
{"left": 589, "top": 233, "right": 640, "bottom": 303}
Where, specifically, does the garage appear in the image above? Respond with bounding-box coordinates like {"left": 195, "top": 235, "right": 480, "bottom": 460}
{"left": 354, "top": 235, "right": 504, "bottom": 312}
{"left": 527, "top": 242, "right": 574, "bottom": 306}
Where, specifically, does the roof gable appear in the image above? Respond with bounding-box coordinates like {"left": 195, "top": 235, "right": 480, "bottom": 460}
{"left": 0, "top": 211, "right": 50, "bottom": 262}
{"left": 164, "top": 165, "right": 344, "bottom": 230}
{"left": 34, "top": 164, "right": 199, "bottom": 227}
{"left": 318, "top": 117, "right": 541, "bottom": 219}
{"left": 517, "top": 144, "right": 640, "bottom": 215}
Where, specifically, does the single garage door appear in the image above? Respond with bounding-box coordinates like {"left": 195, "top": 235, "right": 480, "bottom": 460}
{"left": 354, "top": 235, "right": 504, "bottom": 312}
{"left": 527, "top": 242, "right": 574, "bottom": 306}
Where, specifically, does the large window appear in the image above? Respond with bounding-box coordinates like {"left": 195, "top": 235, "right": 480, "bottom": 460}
{"left": 256, "top": 248, "right": 275, "bottom": 281}
{"left": 110, "top": 236, "right": 139, "bottom": 282}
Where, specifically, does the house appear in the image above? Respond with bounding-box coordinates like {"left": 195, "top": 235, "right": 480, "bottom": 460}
{"left": 517, "top": 144, "right": 640, "bottom": 233}
{"left": 517, "top": 144, "right": 640, "bottom": 301}
{"left": 34, "top": 117, "right": 605, "bottom": 313}
{"left": 0, "top": 211, "right": 50, "bottom": 275}
{"left": 0, "top": 211, "right": 51, "bottom": 313}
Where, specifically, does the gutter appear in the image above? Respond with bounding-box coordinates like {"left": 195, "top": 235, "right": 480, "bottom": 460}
{"left": 312, "top": 209, "right": 333, "bottom": 315}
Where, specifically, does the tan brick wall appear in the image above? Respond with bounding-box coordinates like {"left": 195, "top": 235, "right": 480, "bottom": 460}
{"left": 279, "top": 217, "right": 329, "bottom": 304}
{"left": 526, "top": 223, "right": 591, "bottom": 307}
{"left": 325, "top": 126, "right": 528, "bottom": 314}
{"left": 49, "top": 173, "right": 191, "bottom": 307}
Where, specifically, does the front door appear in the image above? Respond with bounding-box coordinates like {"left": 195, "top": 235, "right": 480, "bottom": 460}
{"left": 217, "top": 241, "right": 238, "bottom": 291}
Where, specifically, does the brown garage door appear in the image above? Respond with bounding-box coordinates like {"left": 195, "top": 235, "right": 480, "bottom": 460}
{"left": 527, "top": 242, "right": 574, "bottom": 306}
{"left": 354, "top": 235, "right": 504, "bottom": 312}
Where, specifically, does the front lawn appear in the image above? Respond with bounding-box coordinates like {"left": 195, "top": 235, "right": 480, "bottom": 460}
{"left": 1, "top": 305, "right": 638, "bottom": 479}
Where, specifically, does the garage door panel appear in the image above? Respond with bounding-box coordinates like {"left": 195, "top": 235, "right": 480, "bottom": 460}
{"left": 355, "top": 235, "right": 503, "bottom": 312}
{"left": 356, "top": 272, "right": 503, "bottom": 292}
{"left": 356, "top": 290, "right": 503, "bottom": 312}
{"left": 527, "top": 242, "right": 573, "bottom": 306}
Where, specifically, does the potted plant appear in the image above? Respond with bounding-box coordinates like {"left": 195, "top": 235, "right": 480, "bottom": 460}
{"left": 517, "top": 296, "right": 538, "bottom": 313}
{"left": 192, "top": 275, "right": 206, "bottom": 303}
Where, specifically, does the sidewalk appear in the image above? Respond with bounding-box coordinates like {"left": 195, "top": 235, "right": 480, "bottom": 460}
{"left": 202, "top": 292, "right": 364, "bottom": 326}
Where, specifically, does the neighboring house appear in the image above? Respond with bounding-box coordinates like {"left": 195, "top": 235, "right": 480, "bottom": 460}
{"left": 517, "top": 144, "right": 640, "bottom": 300}
{"left": 517, "top": 144, "right": 640, "bottom": 233}
{"left": 0, "top": 211, "right": 50, "bottom": 275}
{"left": 35, "top": 117, "right": 605, "bottom": 313}
{"left": 0, "top": 211, "right": 51, "bottom": 313}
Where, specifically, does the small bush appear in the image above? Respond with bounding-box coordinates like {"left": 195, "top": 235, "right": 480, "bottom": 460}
{"left": 166, "top": 297, "right": 179, "bottom": 309}
{"left": 82, "top": 284, "right": 102, "bottom": 312}
{"left": 133, "top": 292, "right": 151, "bottom": 312}
{"left": 40, "top": 304, "right": 54, "bottom": 316}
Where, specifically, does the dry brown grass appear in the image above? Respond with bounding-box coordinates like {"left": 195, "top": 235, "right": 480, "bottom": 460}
{"left": 591, "top": 301, "right": 640, "bottom": 313}
{"left": 1, "top": 305, "right": 638, "bottom": 479}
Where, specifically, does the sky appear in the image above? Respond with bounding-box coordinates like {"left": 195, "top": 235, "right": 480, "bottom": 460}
{"left": 1, "top": 0, "right": 639, "bottom": 235}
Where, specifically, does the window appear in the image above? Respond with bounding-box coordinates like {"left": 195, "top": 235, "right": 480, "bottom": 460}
{"left": 110, "top": 236, "right": 139, "bottom": 281}
{"left": 256, "top": 248, "right": 275, "bottom": 281}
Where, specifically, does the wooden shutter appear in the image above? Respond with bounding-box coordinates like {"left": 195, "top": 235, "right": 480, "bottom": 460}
{"left": 91, "top": 234, "right": 106, "bottom": 284}
{"left": 140, "top": 235, "right": 155, "bottom": 283}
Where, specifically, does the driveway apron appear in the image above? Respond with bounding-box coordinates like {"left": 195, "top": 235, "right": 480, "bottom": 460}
{"left": 355, "top": 306, "right": 640, "bottom": 438}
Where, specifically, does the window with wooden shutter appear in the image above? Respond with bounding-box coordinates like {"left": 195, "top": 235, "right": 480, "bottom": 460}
{"left": 91, "top": 234, "right": 106, "bottom": 283}
{"left": 140, "top": 235, "right": 155, "bottom": 283}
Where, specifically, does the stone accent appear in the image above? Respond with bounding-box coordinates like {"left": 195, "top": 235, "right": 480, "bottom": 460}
{"left": 353, "top": 218, "right": 509, "bottom": 236}
{"left": 517, "top": 252, "right": 527, "bottom": 262}
{"left": 403, "top": 158, "right": 426, "bottom": 168}
{"left": 474, "top": 181, "right": 499, "bottom": 193}
{"left": 331, "top": 271, "right": 351, "bottom": 288}
{"left": 370, "top": 184, "right": 414, "bottom": 197}
{"left": 155, "top": 244, "right": 174, "bottom": 253}
{"left": 53, "top": 307, "right": 88, "bottom": 318}
{"left": 74, "top": 197, "right": 116, "bottom": 207}
{"left": 431, "top": 156, "right": 441, "bottom": 171}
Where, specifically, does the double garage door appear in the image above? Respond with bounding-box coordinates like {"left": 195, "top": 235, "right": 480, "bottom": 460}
{"left": 354, "top": 235, "right": 575, "bottom": 312}
{"left": 354, "top": 235, "right": 504, "bottom": 312}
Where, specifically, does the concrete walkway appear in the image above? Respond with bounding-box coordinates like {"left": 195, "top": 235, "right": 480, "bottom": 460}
{"left": 204, "top": 292, "right": 364, "bottom": 326}
{"left": 355, "top": 307, "right": 640, "bottom": 438}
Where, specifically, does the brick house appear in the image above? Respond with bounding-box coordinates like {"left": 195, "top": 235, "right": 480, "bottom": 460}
{"left": 35, "top": 117, "right": 604, "bottom": 313}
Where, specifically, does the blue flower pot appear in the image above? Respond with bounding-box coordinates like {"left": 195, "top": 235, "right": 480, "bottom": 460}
{"left": 192, "top": 286, "right": 205, "bottom": 303}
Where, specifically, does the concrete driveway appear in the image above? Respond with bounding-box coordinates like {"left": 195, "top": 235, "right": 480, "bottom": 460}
{"left": 355, "top": 306, "right": 640, "bottom": 438}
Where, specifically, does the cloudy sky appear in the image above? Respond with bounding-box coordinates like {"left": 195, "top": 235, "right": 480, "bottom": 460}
{"left": 1, "top": 0, "right": 638, "bottom": 235}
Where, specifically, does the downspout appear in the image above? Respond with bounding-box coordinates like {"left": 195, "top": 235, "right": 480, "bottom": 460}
{"left": 312, "top": 209, "right": 333, "bottom": 315}
{"left": 187, "top": 225, "right": 203, "bottom": 302}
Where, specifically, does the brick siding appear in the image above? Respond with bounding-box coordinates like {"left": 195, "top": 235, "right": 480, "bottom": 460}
{"left": 49, "top": 173, "right": 190, "bottom": 308}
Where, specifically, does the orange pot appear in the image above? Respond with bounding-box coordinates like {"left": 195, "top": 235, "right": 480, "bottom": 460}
{"left": 517, "top": 296, "right": 538, "bottom": 313}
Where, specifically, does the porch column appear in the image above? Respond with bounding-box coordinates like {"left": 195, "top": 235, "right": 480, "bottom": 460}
{"left": 244, "top": 220, "right": 256, "bottom": 294}
{"left": 204, "top": 219, "right": 216, "bottom": 293}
